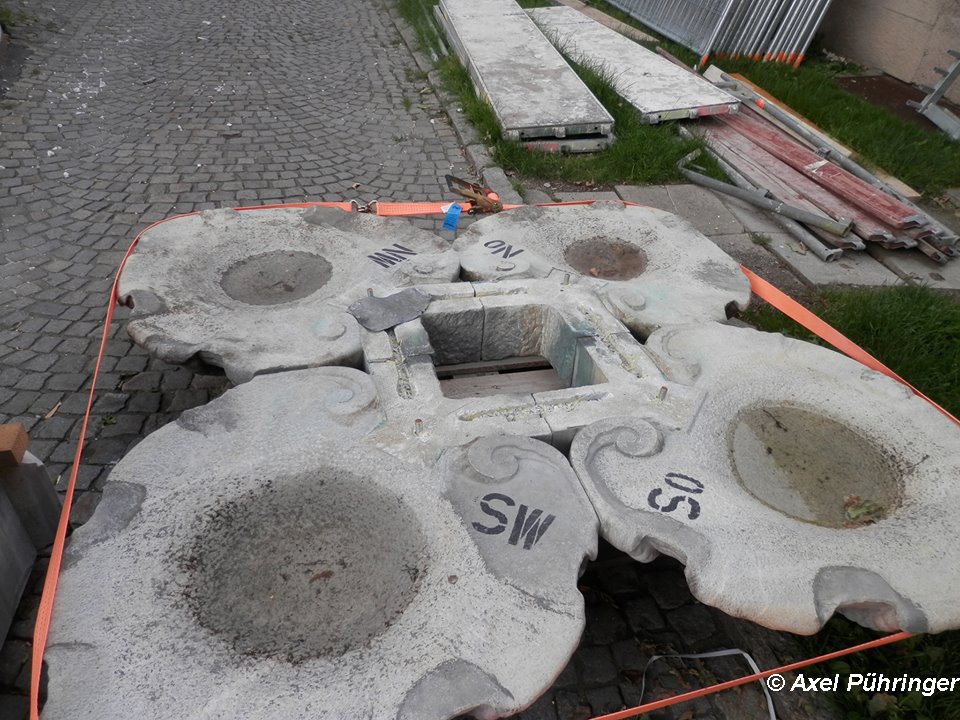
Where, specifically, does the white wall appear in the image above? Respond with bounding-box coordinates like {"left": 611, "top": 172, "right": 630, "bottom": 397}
{"left": 820, "top": 0, "right": 960, "bottom": 104}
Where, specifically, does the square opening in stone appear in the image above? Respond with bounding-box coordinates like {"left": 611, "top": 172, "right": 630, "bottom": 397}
{"left": 423, "top": 303, "right": 607, "bottom": 399}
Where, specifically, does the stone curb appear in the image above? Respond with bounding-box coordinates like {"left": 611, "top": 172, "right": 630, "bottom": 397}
{"left": 389, "top": 11, "right": 524, "bottom": 206}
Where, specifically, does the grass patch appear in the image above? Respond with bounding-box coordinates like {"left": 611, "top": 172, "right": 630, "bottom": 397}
{"left": 440, "top": 54, "right": 722, "bottom": 185}
{"left": 804, "top": 623, "right": 960, "bottom": 720}
{"left": 400, "top": 0, "right": 724, "bottom": 186}
{"left": 396, "top": 0, "right": 446, "bottom": 58}
{"left": 744, "top": 285, "right": 960, "bottom": 414}
{"left": 0, "top": 6, "right": 17, "bottom": 27}
{"left": 584, "top": 0, "right": 960, "bottom": 195}
{"left": 746, "top": 285, "right": 960, "bottom": 720}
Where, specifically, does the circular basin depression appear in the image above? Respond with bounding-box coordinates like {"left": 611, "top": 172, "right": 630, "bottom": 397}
{"left": 563, "top": 237, "right": 647, "bottom": 281}
{"left": 730, "top": 405, "right": 902, "bottom": 528}
{"left": 220, "top": 250, "right": 333, "bottom": 305}
{"left": 183, "top": 470, "right": 429, "bottom": 663}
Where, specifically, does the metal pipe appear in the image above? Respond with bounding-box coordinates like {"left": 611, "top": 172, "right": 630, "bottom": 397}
{"left": 714, "top": 0, "right": 749, "bottom": 55}
{"left": 678, "top": 127, "right": 843, "bottom": 261}
{"left": 745, "top": 0, "right": 779, "bottom": 60}
{"left": 756, "top": 0, "right": 790, "bottom": 59}
{"left": 679, "top": 165, "right": 854, "bottom": 236}
{"left": 778, "top": 0, "right": 815, "bottom": 63}
{"left": 764, "top": 0, "right": 801, "bottom": 61}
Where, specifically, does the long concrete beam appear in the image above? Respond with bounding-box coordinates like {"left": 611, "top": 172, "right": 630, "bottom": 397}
{"left": 529, "top": 5, "right": 739, "bottom": 123}
{"left": 437, "top": 0, "right": 614, "bottom": 152}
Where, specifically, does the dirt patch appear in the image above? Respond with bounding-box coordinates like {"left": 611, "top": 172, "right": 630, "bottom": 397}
{"left": 220, "top": 250, "right": 332, "bottom": 305}
{"left": 730, "top": 405, "right": 902, "bottom": 528}
{"left": 564, "top": 237, "right": 647, "bottom": 280}
{"left": 179, "top": 472, "right": 429, "bottom": 663}
{"left": 836, "top": 73, "right": 960, "bottom": 133}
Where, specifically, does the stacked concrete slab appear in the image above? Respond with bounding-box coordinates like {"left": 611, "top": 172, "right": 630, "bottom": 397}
{"left": 528, "top": 6, "right": 739, "bottom": 123}
{"left": 436, "top": 0, "right": 614, "bottom": 152}
{"left": 47, "top": 203, "right": 960, "bottom": 718}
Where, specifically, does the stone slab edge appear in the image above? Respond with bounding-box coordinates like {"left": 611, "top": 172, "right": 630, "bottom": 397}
{"left": 391, "top": 11, "right": 524, "bottom": 206}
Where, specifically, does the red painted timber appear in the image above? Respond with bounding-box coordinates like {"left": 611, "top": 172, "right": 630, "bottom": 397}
{"left": 704, "top": 120, "right": 895, "bottom": 245}
{"left": 718, "top": 112, "right": 922, "bottom": 229}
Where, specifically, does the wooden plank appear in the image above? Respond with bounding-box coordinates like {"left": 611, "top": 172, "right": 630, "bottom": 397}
{"left": 704, "top": 66, "right": 921, "bottom": 200}
{"left": 727, "top": 71, "right": 856, "bottom": 157}
{"left": 434, "top": 356, "right": 550, "bottom": 378}
{"left": 440, "top": 368, "right": 566, "bottom": 399}
{"left": 0, "top": 424, "right": 28, "bottom": 469}
{"left": 718, "top": 112, "right": 922, "bottom": 230}
{"left": 705, "top": 118, "right": 899, "bottom": 244}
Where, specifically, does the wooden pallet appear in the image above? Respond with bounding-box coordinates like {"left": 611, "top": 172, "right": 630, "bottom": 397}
{"left": 435, "top": 356, "right": 567, "bottom": 398}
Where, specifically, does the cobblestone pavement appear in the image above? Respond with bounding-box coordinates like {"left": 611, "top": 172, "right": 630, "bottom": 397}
{"left": 1, "top": 3, "right": 838, "bottom": 719}
{"left": 0, "top": 0, "right": 470, "bottom": 715}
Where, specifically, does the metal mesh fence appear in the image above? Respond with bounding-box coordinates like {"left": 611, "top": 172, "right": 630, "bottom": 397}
{"left": 605, "top": 0, "right": 735, "bottom": 55}
{"left": 606, "top": 0, "right": 834, "bottom": 67}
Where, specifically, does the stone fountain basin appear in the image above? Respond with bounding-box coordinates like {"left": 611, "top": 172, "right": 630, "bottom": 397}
{"left": 116, "top": 207, "right": 459, "bottom": 383}
{"left": 570, "top": 322, "right": 960, "bottom": 635}
{"left": 44, "top": 367, "right": 598, "bottom": 720}
{"left": 454, "top": 202, "right": 751, "bottom": 337}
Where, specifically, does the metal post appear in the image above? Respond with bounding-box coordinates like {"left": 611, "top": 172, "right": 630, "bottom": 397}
{"left": 699, "top": 0, "right": 737, "bottom": 67}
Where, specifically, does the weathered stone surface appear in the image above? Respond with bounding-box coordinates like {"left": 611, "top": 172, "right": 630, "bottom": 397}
{"left": 570, "top": 322, "right": 960, "bottom": 635}
{"left": 421, "top": 298, "right": 485, "bottom": 366}
{"left": 117, "top": 208, "right": 459, "bottom": 383}
{"left": 664, "top": 184, "right": 743, "bottom": 237}
{"left": 364, "top": 281, "right": 698, "bottom": 465}
{"left": 763, "top": 233, "right": 901, "bottom": 287}
{"left": 454, "top": 203, "right": 750, "bottom": 337}
{"left": 867, "top": 245, "right": 960, "bottom": 290}
{"left": 348, "top": 288, "right": 432, "bottom": 332}
{"left": 45, "top": 368, "right": 599, "bottom": 720}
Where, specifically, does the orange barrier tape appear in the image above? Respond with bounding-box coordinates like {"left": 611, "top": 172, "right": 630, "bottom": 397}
{"left": 376, "top": 201, "right": 472, "bottom": 216}
{"left": 29, "top": 200, "right": 953, "bottom": 720}
{"left": 29, "top": 210, "right": 186, "bottom": 720}
{"left": 742, "top": 267, "right": 959, "bottom": 426}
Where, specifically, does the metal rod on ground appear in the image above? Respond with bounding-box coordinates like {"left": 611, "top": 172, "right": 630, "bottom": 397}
{"left": 678, "top": 128, "right": 842, "bottom": 261}
{"left": 678, "top": 162, "right": 854, "bottom": 236}
{"left": 719, "top": 71, "right": 959, "bottom": 243}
